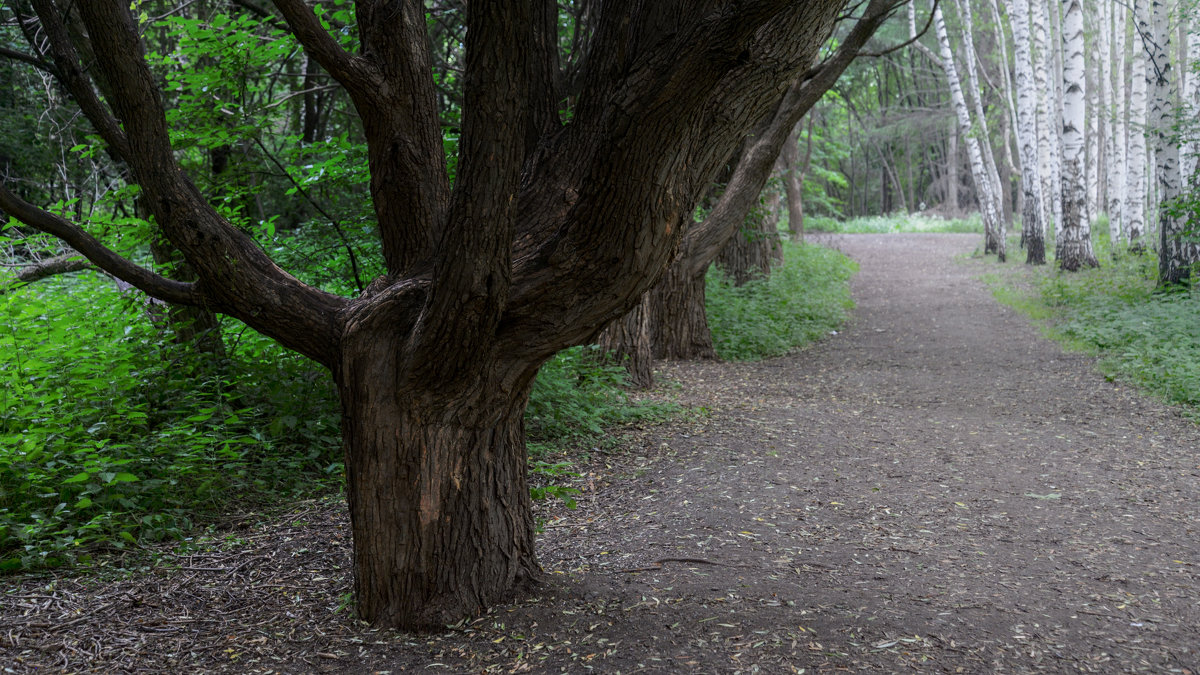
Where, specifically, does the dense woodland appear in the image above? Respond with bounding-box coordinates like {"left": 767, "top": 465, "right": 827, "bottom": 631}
{"left": 0, "top": 0, "right": 1198, "bottom": 631}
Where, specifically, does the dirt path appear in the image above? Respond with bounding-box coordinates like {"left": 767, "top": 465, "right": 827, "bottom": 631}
{"left": 5, "top": 233, "right": 1200, "bottom": 673}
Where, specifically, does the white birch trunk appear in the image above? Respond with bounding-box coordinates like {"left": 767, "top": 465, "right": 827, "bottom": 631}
{"left": 1125, "top": 0, "right": 1150, "bottom": 247}
{"left": 953, "top": 0, "right": 1006, "bottom": 259}
{"left": 1085, "top": 4, "right": 1102, "bottom": 225}
{"left": 1032, "top": 0, "right": 1062, "bottom": 239}
{"left": 1107, "top": 0, "right": 1127, "bottom": 245}
{"left": 1011, "top": 0, "right": 1046, "bottom": 263}
{"left": 1149, "top": 0, "right": 1197, "bottom": 283}
{"left": 1057, "top": 0, "right": 1098, "bottom": 269}
{"left": 934, "top": 4, "right": 999, "bottom": 238}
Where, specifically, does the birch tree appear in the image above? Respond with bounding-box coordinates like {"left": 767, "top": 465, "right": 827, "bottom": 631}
{"left": 952, "top": 0, "right": 1005, "bottom": 259}
{"left": 1031, "top": 0, "right": 1062, "bottom": 240}
{"left": 934, "top": 1, "right": 1003, "bottom": 258}
{"left": 1010, "top": 0, "right": 1046, "bottom": 263}
{"left": 1107, "top": 0, "right": 1128, "bottom": 245}
{"left": 1057, "top": 0, "right": 1098, "bottom": 269}
{"left": 1148, "top": 0, "right": 1199, "bottom": 283}
{"left": 1126, "top": 0, "right": 1151, "bottom": 248}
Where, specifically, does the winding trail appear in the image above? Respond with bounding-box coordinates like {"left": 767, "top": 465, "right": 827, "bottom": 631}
{"left": 5, "top": 233, "right": 1199, "bottom": 673}
{"left": 530, "top": 233, "right": 1200, "bottom": 672}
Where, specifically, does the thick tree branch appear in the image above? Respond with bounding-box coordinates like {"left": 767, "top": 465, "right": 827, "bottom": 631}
{"left": 268, "top": 0, "right": 379, "bottom": 95}
{"left": 412, "top": 0, "right": 533, "bottom": 377}
{"left": 7, "top": 254, "right": 92, "bottom": 284}
{"left": 340, "top": 0, "right": 448, "bottom": 274}
{"left": 683, "top": 0, "right": 904, "bottom": 275}
{"left": 69, "top": 0, "right": 349, "bottom": 367}
{"left": 499, "top": 1, "right": 850, "bottom": 358}
{"left": 0, "top": 183, "right": 202, "bottom": 306}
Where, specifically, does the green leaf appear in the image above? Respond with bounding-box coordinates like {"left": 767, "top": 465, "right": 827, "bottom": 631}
{"left": 74, "top": 497, "right": 93, "bottom": 509}
{"left": 61, "top": 472, "right": 91, "bottom": 484}
{"left": 113, "top": 472, "right": 139, "bottom": 483}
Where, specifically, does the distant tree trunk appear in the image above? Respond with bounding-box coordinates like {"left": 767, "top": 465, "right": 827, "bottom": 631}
{"left": 650, "top": 248, "right": 716, "bottom": 361}
{"left": 947, "top": 123, "right": 959, "bottom": 212}
{"left": 1011, "top": 0, "right": 1046, "bottom": 264}
{"left": 780, "top": 119, "right": 812, "bottom": 242}
{"left": 717, "top": 201, "right": 781, "bottom": 286}
{"left": 951, "top": 0, "right": 1005, "bottom": 260}
{"left": 596, "top": 291, "right": 653, "bottom": 388}
{"left": 1106, "top": 0, "right": 1127, "bottom": 246}
{"left": 1126, "top": 0, "right": 1150, "bottom": 248}
{"left": 1056, "top": 0, "right": 1098, "bottom": 270}
{"left": 1032, "top": 0, "right": 1062, "bottom": 241}
{"left": 935, "top": 4, "right": 1003, "bottom": 256}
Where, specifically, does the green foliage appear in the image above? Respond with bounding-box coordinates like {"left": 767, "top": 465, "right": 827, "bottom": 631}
{"left": 0, "top": 273, "right": 342, "bottom": 572}
{"left": 808, "top": 213, "right": 983, "bottom": 234}
{"left": 706, "top": 241, "right": 856, "bottom": 360}
{"left": 0, "top": 272, "right": 678, "bottom": 570}
{"left": 526, "top": 346, "right": 675, "bottom": 448}
{"left": 989, "top": 247, "right": 1200, "bottom": 417}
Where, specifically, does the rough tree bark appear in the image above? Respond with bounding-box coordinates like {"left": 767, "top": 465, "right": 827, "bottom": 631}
{"left": 0, "top": 0, "right": 854, "bottom": 629}
{"left": 1148, "top": 0, "right": 1199, "bottom": 284}
{"left": 604, "top": 0, "right": 904, "bottom": 367}
{"left": 1010, "top": 0, "right": 1046, "bottom": 264}
{"left": 1056, "top": 0, "right": 1098, "bottom": 270}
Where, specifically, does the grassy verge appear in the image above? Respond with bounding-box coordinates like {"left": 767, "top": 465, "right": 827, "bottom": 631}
{"left": 979, "top": 240, "right": 1200, "bottom": 419}
{"left": 808, "top": 213, "right": 983, "bottom": 234}
{"left": 706, "top": 240, "right": 857, "bottom": 360}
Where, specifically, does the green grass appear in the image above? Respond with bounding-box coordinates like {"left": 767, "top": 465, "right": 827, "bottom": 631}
{"left": 808, "top": 213, "right": 983, "bottom": 234}
{"left": 981, "top": 243, "right": 1200, "bottom": 418}
{"left": 706, "top": 240, "right": 857, "bottom": 360}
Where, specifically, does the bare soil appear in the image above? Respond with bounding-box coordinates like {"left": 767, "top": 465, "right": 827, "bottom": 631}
{"left": 5, "top": 233, "right": 1200, "bottom": 673}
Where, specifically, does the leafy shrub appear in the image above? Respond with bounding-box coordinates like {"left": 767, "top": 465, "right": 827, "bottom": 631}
{"left": 705, "top": 240, "right": 856, "bottom": 360}
{"left": 0, "top": 273, "right": 343, "bottom": 571}
{"left": 989, "top": 246, "right": 1200, "bottom": 417}
{"left": 526, "top": 346, "right": 675, "bottom": 449}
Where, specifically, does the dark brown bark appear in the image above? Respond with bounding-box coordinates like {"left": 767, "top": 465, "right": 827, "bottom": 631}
{"left": 650, "top": 257, "right": 716, "bottom": 361}
{"left": 337, "top": 325, "right": 541, "bottom": 628}
{"left": 2, "top": 0, "right": 855, "bottom": 630}
{"left": 596, "top": 291, "right": 654, "bottom": 389}
{"left": 716, "top": 207, "right": 781, "bottom": 286}
{"left": 780, "top": 120, "right": 810, "bottom": 242}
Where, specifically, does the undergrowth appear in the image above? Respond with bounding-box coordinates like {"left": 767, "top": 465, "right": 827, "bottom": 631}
{"left": 706, "top": 240, "right": 856, "bottom": 360}
{"left": 983, "top": 243, "right": 1200, "bottom": 419}
{"left": 808, "top": 213, "right": 983, "bottom": 234}
{"left": 0, "top": 274, "right": 674, "bottom": 571}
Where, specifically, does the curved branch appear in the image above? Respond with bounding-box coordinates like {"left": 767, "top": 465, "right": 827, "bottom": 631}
{"left": 269, "top": 0, "right": 380, "bottom": 96}
{"left": 0, "top": 182, "right": 203, "bottom": 306}
{"left": 0, "top": 45, "right": 57, "bottom": 74}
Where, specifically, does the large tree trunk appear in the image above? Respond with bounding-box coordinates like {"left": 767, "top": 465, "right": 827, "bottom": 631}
{"left": 337, "top": 335, "right": 541, "bottom": 628}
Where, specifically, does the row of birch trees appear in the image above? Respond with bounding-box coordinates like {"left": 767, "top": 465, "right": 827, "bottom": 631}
{"left": 793, "top": 0, "right": 1200, "bottom": 284}
{"left": 940, "top": 0, "right": 1200, "bottom": 281}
